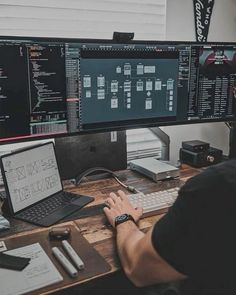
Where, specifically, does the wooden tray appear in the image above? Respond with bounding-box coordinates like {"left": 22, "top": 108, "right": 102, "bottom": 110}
{"left": 1, "top": 221, "right": 112, "bottom": 294}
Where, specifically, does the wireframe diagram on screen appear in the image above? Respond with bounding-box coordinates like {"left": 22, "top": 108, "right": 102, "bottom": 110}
{"left": 1, "top": 143, "right": 62, "bottom": 213}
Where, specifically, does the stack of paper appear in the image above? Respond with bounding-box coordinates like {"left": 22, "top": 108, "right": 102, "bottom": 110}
{"left": 0, "top": 243, "right": 63, "bottom": 295}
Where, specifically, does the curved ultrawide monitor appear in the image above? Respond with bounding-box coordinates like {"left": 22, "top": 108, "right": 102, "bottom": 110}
{"left": 0, "top": 36, "right": 235, "bottom": 144}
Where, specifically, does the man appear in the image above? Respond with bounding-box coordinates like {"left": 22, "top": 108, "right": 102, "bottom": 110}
{"left": 103, "top": 159, "right": 236, "bottom": 295}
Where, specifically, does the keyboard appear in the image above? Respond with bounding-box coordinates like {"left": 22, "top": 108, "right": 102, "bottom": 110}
{"left": 17, "top": 192, "right": 78, "bottom": 223}
{"left": 127, "top": 187, "right": 179, "bottom": 217}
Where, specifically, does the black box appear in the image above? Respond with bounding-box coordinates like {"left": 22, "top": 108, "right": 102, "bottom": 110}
{"left": 179, "top": 147, "right": 222, "bottom": 168}
{"left": 182, "top": 140, "right": 210, "bottom": 152}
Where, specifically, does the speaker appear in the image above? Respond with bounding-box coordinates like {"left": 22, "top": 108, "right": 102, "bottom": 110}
{"left": 182, "top": 140, "right": 209, "bottom": 152}
{"left": 180, "top": 147, "right": 222, "bottom": 168}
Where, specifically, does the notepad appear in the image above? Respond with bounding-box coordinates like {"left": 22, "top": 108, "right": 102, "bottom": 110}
{"left": 0, "top": 243, "right": 63, "bottom": 295}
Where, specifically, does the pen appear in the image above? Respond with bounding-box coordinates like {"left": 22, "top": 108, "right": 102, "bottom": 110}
{"left": 62, "top": 240, "right": 85, "bottom": 270}
{"left": 52, "top": 247, "right": 78, "bottom": 278}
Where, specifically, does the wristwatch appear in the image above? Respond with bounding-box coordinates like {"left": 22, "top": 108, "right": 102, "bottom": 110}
{"left": 114, "top": 213, "right": 135, "bottom": 227}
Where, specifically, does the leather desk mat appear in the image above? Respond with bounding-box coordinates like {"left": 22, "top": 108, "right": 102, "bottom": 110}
{"left": 0, "top": 221, "right": 111, "bottom": 295}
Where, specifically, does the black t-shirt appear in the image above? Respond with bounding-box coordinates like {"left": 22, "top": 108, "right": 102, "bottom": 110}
{"left": 152, "top": 159, "right": 236, "bottom": 295}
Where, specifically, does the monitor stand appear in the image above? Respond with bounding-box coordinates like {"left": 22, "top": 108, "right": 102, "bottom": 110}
{"left": 149, "top": 127, "right": 170, "bottom": 161}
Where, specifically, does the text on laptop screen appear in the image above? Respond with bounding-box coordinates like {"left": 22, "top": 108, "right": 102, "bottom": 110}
{"left": 1, "top": 143, "right": 62, "bottom": 213}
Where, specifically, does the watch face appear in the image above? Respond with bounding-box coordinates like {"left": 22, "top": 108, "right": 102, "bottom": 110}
{"left": 116, "top": 214, "right": 128, "bottom": 222}
{"left": 114, "top": 213, "right": 135, "bottom": 227}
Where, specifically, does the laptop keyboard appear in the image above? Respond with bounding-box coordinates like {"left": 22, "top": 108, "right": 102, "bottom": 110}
{"left": 17, "top": 192, "right": 77, "bottom": 223}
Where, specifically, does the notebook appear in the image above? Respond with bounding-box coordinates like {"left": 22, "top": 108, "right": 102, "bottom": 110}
{"left": 0, "top": 142, "right": 94, "bottom": 227}
{"left": 0, "top": 243, "right": 63, "bottom": 295}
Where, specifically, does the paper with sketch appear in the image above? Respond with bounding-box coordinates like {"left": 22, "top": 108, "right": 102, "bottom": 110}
{"left": 0, "top": 243, "right": 63, "bottom": 295}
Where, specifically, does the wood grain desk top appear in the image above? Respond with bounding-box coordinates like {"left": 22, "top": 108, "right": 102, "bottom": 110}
{"left": 0, "top": 164, "right": 201, "bottom": 294}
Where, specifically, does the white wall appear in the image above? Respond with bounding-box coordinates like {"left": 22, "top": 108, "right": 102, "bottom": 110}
{"left": 162, "top": 0, "right": 236, "bottom": 164}
{"left": 166, "top": 0, "right": 236, "bottom": 42}
{"left": 0, "top": 0, "right": 166, "bottom": 40}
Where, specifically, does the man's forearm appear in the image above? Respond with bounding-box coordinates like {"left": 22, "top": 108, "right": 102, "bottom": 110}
{"left": 103, "top": 190, "right": 187, "bottom": 287}
{"left": 116, "top": 220, "right": 145, "bottom": 276}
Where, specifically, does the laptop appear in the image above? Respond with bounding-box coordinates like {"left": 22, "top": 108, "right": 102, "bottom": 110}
{"left": 0, "top": 142, "right": 94, "bottom": 227}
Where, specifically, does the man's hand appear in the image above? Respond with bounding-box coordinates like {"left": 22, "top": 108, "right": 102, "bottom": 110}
{"left": 103, "top": 190, "right": 143, "bottom": 227}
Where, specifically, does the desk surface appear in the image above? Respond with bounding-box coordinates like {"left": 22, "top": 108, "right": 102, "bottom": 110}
{"left": 0, "top": 164, "right": 201, "bottom": 294}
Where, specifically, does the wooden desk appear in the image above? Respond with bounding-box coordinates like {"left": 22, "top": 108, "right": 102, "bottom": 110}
{"left": 0, "top": 164, "right": 200, "bottom": 294}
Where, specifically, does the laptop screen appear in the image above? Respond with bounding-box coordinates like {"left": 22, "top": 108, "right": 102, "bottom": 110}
{"left": 1, "top": 142, "right": 62, "bottom": 213}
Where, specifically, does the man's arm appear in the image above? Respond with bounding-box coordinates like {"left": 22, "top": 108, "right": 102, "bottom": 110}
{"left": 103, "top": 190, "right": 187, "bottom": 287}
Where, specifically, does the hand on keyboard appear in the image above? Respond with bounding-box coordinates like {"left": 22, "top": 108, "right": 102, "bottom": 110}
{"left": 127, "top": 187, "right": 179, "bottom": 217}
{"left": 103, "top": 190, "right": 143, "bottom": 227}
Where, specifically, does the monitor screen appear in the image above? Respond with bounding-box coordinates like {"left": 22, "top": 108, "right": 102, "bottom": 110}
{"left": 79, "top": 47, "right": 179, "bottom": 130}
{"left": 187, "top": 44, "right": 236, "bottom": 120}
{"left": 0, "top": 37, "right": 235, "bottom": 144}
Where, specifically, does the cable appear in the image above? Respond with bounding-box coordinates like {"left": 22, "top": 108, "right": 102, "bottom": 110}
{"left": 74, "top": 166, "right": 140, "bottom": 193}
{"left": 225, "top": 122, "right": 231, "bottom": 129}
{"left": 74, "top": 167, "right": 115, "bottom": 186}
{"left": 113, "top": 175, "right": 140, "bottom": 193}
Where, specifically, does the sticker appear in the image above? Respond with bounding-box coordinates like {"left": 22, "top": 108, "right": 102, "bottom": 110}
{"left": 0, "top": 241, "right": 7, "bottom": 252}
{"left": 111, "top": 131, "right": 117, "bottom": 142}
